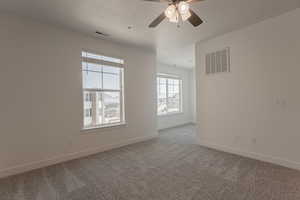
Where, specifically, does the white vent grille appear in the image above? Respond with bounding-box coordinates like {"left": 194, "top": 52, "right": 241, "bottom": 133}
{"left": 205, "top": 47, "right": 230, "bottom": 74}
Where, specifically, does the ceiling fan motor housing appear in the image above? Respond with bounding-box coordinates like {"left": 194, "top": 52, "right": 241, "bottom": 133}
{"left": 146, "top": 0, "right": 204, "bottom": 28}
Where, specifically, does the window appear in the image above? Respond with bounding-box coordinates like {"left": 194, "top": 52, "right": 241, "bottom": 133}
{"left": 157, "top": 74, "right": 182, "bottom": 115}
{"left": 82, "top": 51, "right": 125, "bottom": 129}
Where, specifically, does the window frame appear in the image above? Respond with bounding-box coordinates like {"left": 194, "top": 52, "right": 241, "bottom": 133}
{"left": 157, "top": 73, "right": 183, "bottom": 116}
{"left": 81, "top": 51, "right": 126, "bottom": 131}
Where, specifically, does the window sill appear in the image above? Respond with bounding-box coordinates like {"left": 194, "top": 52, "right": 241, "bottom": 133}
{"left": 81, "top": 122, "right": 127, "bottom": 133}
{"left": 158, "top": 112, "right": 183, "bottom": 117}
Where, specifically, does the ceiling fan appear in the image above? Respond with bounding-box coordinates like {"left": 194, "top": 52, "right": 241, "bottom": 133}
{"left": 144, "top": 0, "right": 204, "bottom": 28}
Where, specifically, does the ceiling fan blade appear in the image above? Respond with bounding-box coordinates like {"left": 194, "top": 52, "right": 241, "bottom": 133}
{"left": 188, "top": 9, "right": 203, "bottom": 27}
{"left": 149, "top": 12, "right": 166, "bottom": 28}
{"left": 143, "top": 0, "right": 170, "bottom": 2}
{"left": 185, "top": 0, "right": 205, "bottom": 3}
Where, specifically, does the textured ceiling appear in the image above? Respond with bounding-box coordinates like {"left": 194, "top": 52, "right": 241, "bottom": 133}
{"left": 0, "top": 0, "right": 299, "bottom": 68}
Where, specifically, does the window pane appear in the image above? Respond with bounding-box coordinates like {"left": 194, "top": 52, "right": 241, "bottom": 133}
{"left": 83, "top": 91, "right": 121, "bottom": 127}
{"left": 102, "top": 66, "right": 121, "bottom": 74}
{"left": 82, "top": 62, "right": 102, "bottom": 72}
{"left": 168, "top": 85, "right": 174, "bottom": 97}
{"left": 82, "top": 71, "right": 102, "bottom": 89}
{"left": 96, "top": 92, "right": 103, "bottom": 125}
{"left": 103, "top": 73, "right": 120, "bottom": 90}
{"left": 174, "top": 85, "right": 179, "bottom": 93}
{"left": 158, "top": 84, "right": 166, "bottom": 97}
{"left": 158, "top": 98, "right": 167, "bottom": 115}
{"left": 159, "top": 77, "right": 167, "bottom": 85}
{"left": 167, "top": 97, "right": 180, "bottom": 113}
{"left": 173, "top": 79, "right": 179, "bottom": 85}
{"left": 83, "top": 91, "right": 94, "bottom": 127}
{"left": 168, "top": 82, "right": 180, "bottom": 113}
{"left": 103, "top": 92, "right": 121, "bottom": 124}
{"left": 158, "top": 78, "right": 167, "bottom": 115}
{"left": 168, "top": 78, "right": 174, "bottom": 85}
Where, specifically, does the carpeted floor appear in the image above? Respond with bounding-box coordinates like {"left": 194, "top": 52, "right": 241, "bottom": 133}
{"left": 1, "top": 125, "right": 300, "bottom": 200}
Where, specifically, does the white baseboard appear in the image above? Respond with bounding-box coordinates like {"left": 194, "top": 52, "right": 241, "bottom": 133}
{"left": 199, "top": 140, "right": 300, "bottom": 171}
{"left": 0, "top": 133, "right": 158, "bottom": 179}
{"left": 158, "top": 122, "right": 195, "bottom": 131}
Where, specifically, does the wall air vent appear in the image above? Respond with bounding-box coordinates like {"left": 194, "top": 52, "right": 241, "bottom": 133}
{"left": 205, "top": 47, "right": 230, "bottom": 74}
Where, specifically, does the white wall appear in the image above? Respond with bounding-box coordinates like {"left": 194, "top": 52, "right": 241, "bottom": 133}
{"left": 190, "top": 68, "right": 197, "bottom": 123}
{"left": 157, "top": 63, "right": 195, "bottom": 130}
{"left": 0, "top": 14, "right": 157, "bottom": 178}
{"left": 196, "top": 8, "right": 300, "bottom": 170}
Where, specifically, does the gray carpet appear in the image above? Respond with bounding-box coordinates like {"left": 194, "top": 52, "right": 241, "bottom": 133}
{"left": 1, "top": 125, "right": 300, "bottom": 200}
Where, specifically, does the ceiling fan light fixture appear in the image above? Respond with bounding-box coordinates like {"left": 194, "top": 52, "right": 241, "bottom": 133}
{"left": 181, "top": 10, "right": 191, "bottom": 21}
{"left": 178, "top": 1, "right": 190, "bottom": 15}
{"left": 164, "top": 4, "right": 176, "bottom": 19}
{"left": 169, "top": 11, "right": 179, "bottom": 23}
{"left": 146, "top": 0, "right": 203, "bottom": 28}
